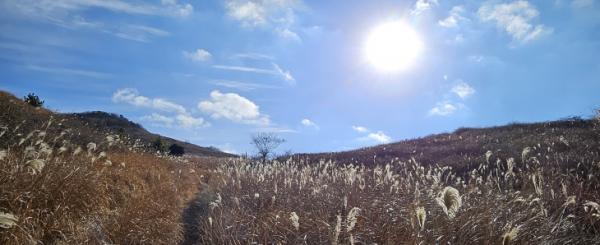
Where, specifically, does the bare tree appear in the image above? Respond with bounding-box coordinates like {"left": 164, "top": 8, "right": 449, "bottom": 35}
{"left": 251, "top": 133, "right": 285, "bottom": 163}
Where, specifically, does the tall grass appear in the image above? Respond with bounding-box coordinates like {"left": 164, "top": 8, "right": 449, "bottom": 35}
{"left": 0, "top": 121, "right": 208, "bottom": 244}
{"left": 194, "top": 143, "right": 600, "bottom": 244}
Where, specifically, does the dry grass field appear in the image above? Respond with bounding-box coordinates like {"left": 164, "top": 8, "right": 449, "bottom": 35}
{"left": 2, "top": 90, "right": 600, "bottom": 244}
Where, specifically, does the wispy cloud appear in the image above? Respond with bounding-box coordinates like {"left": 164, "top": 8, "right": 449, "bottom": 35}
{"left": 301, "top": 118, "right": 318, "bottom": 129}
{"left": 183, "top": 49, "right": 212, "bottom": 62}
{"left": 571, "top": 0, "right": 594, "bottom": 8}
{"left": 277, "top": 28, "right": 302, "bottom": 42}
{"left": 232, "top": 52, "right": 274, "bottom": 60}
{"left": 478, "top": 1, "right": 552, "bottom": 44}
{"left": 411, "top": 0, "right": 438, "bottom": 16}
{"left": 272, "top": 63, "right": 295, "bottom": 85}
{"left": 112, "top": 24, "right": 171, "bottom": 42}
{"left": 439, "top": 5, "right": 468, "bottom": 28}
{"left": 198, "top": 90, "right": 270, "bottom": 126}
{"left": 213, "top": 63, "right": 295, "bottom": 85}
{"left": 210, "top": 80, "right": 280, "bottom": 91}
{"left": 429, "top": 79, "right": 474, "bottom": 116}
{"left": 213, "top": 65, "right": 274, "bottom": 74}
{"left": 27, "top": 65, "right": 111, "bottom": 79}
{"left": 3, "top": 0, "right": 193, "bottom": 18}
{"left": 1, "top": 0, "right": 188, "bottom": 42}
{"left": 451, "top": 81, "right": 476, "bottom": 99}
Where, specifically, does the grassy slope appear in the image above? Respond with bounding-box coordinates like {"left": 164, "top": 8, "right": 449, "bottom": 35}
{"left": 0, "top": 90, "right": 233, "bottom": 157}
{"left": 0, "top": 91, "right": 224, "bottom": 244}
{"left": 196, "top": 119, "right": 600, "bottom": 244}
{"left": 297, "top": 119, "right": 600, "bottom": 171}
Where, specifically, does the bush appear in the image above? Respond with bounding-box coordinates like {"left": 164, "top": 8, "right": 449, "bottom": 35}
{"left": 23, "top": 93, "right": 44, "bottom": 107}
{"left": 169, "top": 143, "right": 185, "bottom": 156}
{"left": 151, "top": 137, "right": 168, "bottom": 153}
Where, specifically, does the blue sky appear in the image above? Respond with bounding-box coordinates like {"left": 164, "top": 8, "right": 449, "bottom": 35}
{"left": 1, "top": 0, "right": 599, "bottom": 154}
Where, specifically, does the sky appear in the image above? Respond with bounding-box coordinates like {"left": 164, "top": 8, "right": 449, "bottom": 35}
{"left": 0, "top": 0, "right": 599, "bottom": 155}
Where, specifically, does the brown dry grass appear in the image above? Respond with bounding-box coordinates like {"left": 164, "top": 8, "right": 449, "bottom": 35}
{"left": 193, "top": 146, "right": 600, "bottom": 244}
{"left": 0, "top": 126, "right": 209, "bottom": 244}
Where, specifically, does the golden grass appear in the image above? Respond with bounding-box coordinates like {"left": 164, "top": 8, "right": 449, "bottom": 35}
{"left": 0, "top": 127, "right": 208, "bottom": 244}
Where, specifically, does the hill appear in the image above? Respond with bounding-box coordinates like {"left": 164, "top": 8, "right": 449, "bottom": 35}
{"left": 0, "top": 91, "right": 233, "bottom": 157}
{"left": 189, "top": 117, "right": 600, "bottom": 244}
{"left": 295, "top": 118, "right": 600, "bottom": 171}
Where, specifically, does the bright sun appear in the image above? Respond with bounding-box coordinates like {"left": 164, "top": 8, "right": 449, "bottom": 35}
{"left": 365, "top": 21, "right": 423, "bottom": 72}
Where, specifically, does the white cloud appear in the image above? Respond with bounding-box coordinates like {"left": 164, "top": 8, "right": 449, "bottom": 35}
{"left": 152, "top": 98, "right": 188, "bottom": 115}
{"left": 478, "top": 1, "right": 553, "bottom": 43}
{"left": 198, "top": 90, "right": 270, "bottom": 125}
{"left": 224, "top": 0, "right": 300, "bottom": 27}
{"left": 213, "top": 63, "right": 295, "bottom": 85}
{"left": 301, "top": 118, "right": 318, "bottom": 129}
{"left": 451, "top": 81, "right": 476, "bottom": 99}
{"left": 277, "top": 28, "right": 301, "bottom": 42}
{"left": 141, "top": 113, "right": 175, "bottom": 125}
{"left": 365, "top": 131, "right": 392, "bottom": 144}
{"left": 353, "top": 125, "right": 390, "bottom": 144}
{"left": 439, "top": 5, "right": 468, "bottom": 28}
{"left": 411, "top": 0, "right": 438, "bottom": 15}
{"left": 183, "top": 49, "right": 212, "bottom": 62}
{"left": 428, "top": 101, "right": 460, "bottom": 116}
{"left": 141, "top": 113, "right": 209, "bottom": 128}
{"left": 224, "top": 0, "right": 303, "bottom": 40}
{"left": 352, "top": 126, "right": 369, "bottom": 133}
{"left": 115, "top": 89, "right": 210, "bottom": 129}
{"left": 113, "top": 88, "right": 187, "bottom": 115}
{"left": 225, "top": 1, "right": 267, "bottom": 27}
{"left": 176, "top": 114, "right": 209, "bottom": 128}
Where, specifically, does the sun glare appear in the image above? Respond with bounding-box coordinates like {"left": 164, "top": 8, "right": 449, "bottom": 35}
{"left": 365, "top": 21, "right": 423, "bottom": 72}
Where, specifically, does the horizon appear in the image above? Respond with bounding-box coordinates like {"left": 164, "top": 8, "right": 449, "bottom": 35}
{"left": 1, "top": 0, "right": 599, "bottom": 155}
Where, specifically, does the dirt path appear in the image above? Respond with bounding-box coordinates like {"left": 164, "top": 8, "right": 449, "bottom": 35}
{"left": 181, "top": 183, "right": 211, "bottom": 245}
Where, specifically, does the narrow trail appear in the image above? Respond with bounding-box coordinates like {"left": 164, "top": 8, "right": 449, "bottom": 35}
{"left": 181, "top": 183, "right": 211, "bottom": 245}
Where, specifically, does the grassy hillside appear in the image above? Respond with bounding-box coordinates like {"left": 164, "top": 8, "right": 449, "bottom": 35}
{"left": 2, "top": 89, "right": 600, "bottom": 244}
{"left": 0, "top": 91, "right": 233, "bottom": 157}
{"left": 296, "top": 118, "right": 600, "bottom": 171}
{"left": 0, "top": 91, "right": 228, "bottom": 244}
{"left": 188, "top": 118, "right": 600, "bottom": 244}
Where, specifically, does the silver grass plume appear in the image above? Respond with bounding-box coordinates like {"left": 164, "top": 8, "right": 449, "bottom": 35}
{"left": 436, "top": 186, "right": 462, "bottom": 219}
{"left": 502, "top": 226, "right": 519, "bottom": 245}
{"left": 290, "top": 212, "right": 300, "bottom": 230}
{"left": 415, "top": 206, "right": 426, "bottom": 231}
{"left": 0, "top": 212, "right": 18, "bottom": 229}
{"left": 346, "top": 207, "right": 360, "bottom": 232}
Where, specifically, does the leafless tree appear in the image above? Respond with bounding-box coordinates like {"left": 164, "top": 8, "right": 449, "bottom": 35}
{"left": 251, "top": 133, "right": 285, "bottom": 163}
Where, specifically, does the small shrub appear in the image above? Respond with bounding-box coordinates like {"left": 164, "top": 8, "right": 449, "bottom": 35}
{"left": 169, "top": 143, "right": 185, "bottom": 156}
{"left": 151, "top": 137, "right": 168, "bottom": 153}
{"left": 23, "top": 93, "right": 44, "bottom": 107}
